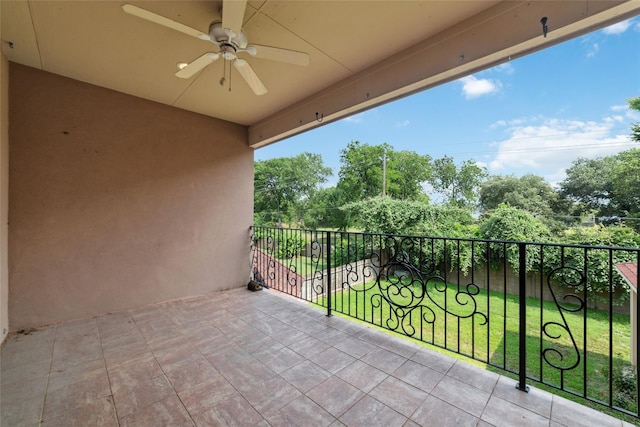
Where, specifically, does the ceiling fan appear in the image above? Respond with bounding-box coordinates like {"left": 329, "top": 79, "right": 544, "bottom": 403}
{"left": 122, "top": 1, "right": 310, "bottom": 95}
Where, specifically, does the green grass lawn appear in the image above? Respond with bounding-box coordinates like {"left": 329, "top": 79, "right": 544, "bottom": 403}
{"left": 314, "top": 277, "right": 636, "bottom": 414}
{"left": 274, "top": 255, "right": 327, "bottom": 276}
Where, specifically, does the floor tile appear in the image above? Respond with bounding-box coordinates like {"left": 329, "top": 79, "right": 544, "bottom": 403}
{"left": 41, "top": 395, "right": 117, "bottom": 427}
{"left": 280, "top": 360, "right": 332, "bottom": 393}
{"left": 107, "top": 357, "right": 175, "bottom": 417}
{"left": 447, "top": 361, "right": 499, "bottom": 393}
{"left": 379, "top": 337, "right": 420, "bottom": 358}
{"left": 46, "top": 358, "right": 107, "bottom": 394}
{"left": 307, "top": 376, "right": 365, "bottom": 417}
{"left": 336, "top": 360, "right": 388, "bottom": 393}
{"left": 409, "top": 348, "right": 456, "bottom": 373}
{"left": 1, "top": 397, "right": 46, "bottom": 427}
{"left": 431, "top": 375, "right": 491, "bottom": 417}
{"left": 252, "top": 346, "right": 305, "bottom": 374}
{"left": 192, "top": 395, "right": 264, "bottom": 427}
{"left": 265, "top": 395, "right": 335, "bottom": 427}
{"left": 481, "top": 395, "right": 549, "bottom": 427}
{"left": 1, "top": 357, "right": 51, "bottom": 386}
{"left": 310, "top": 347, "right": 356, "bottom": 374}
{"left": 218, "top": 359, "right": 278, "bottom": 394}
{"left": 241, "top": 375, "right": 303, "bottom": 414}
{"left": 333, "top": 337, "right": 377, "bottom": 358}
{"left": 369, "top": 376, "right": 428, "bottom": 417}
{"left": 179, "top": 375, "right": 240, "bottom": 416}
{"left": 163, "top": 358, "right": 220, "bottom": 393}
{"left": 42, "top": 375, "right": 112, "bottom": 421}
{"left": 311, "top": 326, "right": 352, "bottom": 345}
{"left": 119, "top": 395, "right": 192, "bottom": 427}
{"left": 391, "top": 359, "right": 444, "bottom": 393}
{"left": 491, "top": 376, "right": 552, "bottom": 419}
{"left": 289, "top": 335, "right": 330, "bottom": 358}
{"left": 551, "top": 395, "right": 624, "bottom": 427}
{"left": 339, "top": 395, "right": 407, "bottom": 427}
{"left": 361, "top": 347, "right": 408, "bottom": 374}
{"left": 411, "top": 395, "right": 478, "bottom": 427}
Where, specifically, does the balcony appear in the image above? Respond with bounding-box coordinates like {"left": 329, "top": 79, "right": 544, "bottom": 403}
{"left": 1, "top": 286, "right": 633, "bottom": 426}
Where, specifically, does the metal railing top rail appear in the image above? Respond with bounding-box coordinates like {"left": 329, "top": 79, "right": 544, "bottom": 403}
{"left": 250, "top": 225, "right": 640, "bottom": 252}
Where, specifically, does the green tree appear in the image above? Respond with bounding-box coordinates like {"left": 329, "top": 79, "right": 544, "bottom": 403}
{"left": 558, "top": 156, "right": 616, "bottom": 217}
{"left": 337, "top": 141, "right": 431, "bottom": 203}
{"left": 337, "top": 141, "right": 389, "bottom": 201}
{"left": 629, "top": 96, "right": 640, "bottom": 143}
{"left": 480, "top": 174, "right": 558, "bottom": 215}
{"left": 429, "top": 156, "right": 487, "bottom": 208}
{"left": 254, "top": 153, "right": 331, "bottom": 226}
{"left": 479, "top": 174, "right": 569, "bottom": 231}
{"left": 560, "top": 149, "right": 640, "bottom": 224}
{"left": 303, "top": 186, "right": 350, "bottom": 230}
{"left": 386, "top": 150, "right": 432, "bottom": 200}
{"left": 612, "top": 148, "right": 640, "bottom": 216}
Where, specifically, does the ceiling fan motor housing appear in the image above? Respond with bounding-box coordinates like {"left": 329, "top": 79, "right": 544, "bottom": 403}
{"left": 209, "top": 21, "right": 248, "bottom": 49}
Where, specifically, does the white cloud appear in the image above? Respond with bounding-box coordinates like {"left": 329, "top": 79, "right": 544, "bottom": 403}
{"left": 343, "top": 112, "right": 365, "bottom": 123}
{"left": 488, "top": 115, "right": 636, "bottom": 182}
{"left": 603, "top": 20, "right": 632, "bottom": 35}
{"left": 610, "top": 104, "right": 640, "bottom": 120}
{"left": 492, "top": 63, "right": 515, "bottom": 75}
{"left": 586, "top": 42, "right": 600, "bottom": 58}
{"left": 460, "top": 76, "right": 501, "bottom": 99}
{"left": 395, "top": 119, "right": 410, "bottom": 128}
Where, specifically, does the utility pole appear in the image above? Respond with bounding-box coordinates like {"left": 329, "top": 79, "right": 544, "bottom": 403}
{"left": 382, "top": 148, "right": 387, "bottom": 197}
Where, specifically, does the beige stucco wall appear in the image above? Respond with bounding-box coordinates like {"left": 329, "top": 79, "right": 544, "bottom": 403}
{"left": 0, "top": 50, "right": 8, "bottom": 342}
{"left": 8, "top": 64, "right": 253, "bottom": 329}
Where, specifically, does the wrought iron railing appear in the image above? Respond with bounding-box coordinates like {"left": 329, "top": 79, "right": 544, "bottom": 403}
{"left": 250, "top": 225, "right": 640, "bottom": 419}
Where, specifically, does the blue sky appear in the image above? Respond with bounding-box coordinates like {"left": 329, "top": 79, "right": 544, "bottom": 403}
{"left": 255, "top": 18, "right": 640, "bottom": 188}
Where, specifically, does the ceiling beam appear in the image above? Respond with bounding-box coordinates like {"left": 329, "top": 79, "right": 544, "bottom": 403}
{"left": 249, "top": 0, "right": 640, "bottom": 148}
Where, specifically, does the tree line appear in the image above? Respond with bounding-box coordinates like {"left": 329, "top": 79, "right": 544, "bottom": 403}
{"left": 254, "top": 97, "right": 640, "bottom": 244}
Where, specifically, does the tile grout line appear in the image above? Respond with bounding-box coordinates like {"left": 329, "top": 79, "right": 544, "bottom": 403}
{"left": 96, "top": 315, "right": 121, "bottom": 427}
{"left": 39, "top": 322, "right": 58, "bottom": 425}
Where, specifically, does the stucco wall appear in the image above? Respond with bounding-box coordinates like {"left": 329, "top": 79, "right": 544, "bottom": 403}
{"left": 9, "top": 64, "right": 253, "bottom": 329}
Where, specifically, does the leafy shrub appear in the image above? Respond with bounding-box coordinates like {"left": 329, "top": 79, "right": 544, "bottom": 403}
{"left": 277, "top": 231, "right": 306, "bottom": 258}
{"left": 605, "top": 364, "right": 638, "bottom": 412}
{"left": 480, "top": 204, "right": 551, "bottom": 272}
{"left": 544, "top": 224, "right": 640, "bottom": 304}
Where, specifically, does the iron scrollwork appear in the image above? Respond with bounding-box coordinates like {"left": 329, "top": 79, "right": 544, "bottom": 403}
{"left": 542, "top": 266, "right": 584, "bottom": 372}
{"left": 344, "top": 235, "right": 487, "bottom": 341}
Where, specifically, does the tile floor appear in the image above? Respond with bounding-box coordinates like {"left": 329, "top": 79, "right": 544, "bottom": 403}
{"left": 0, "top": 287, "right": 635, "bottom": 426}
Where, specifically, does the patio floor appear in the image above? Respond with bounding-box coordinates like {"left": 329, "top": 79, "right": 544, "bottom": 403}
{"left": 1, "top": 287, "right": 634, "bottom": 427}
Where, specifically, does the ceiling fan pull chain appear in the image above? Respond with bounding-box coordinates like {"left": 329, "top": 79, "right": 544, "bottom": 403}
{"left": 220, "top": 57, "right": 227, "bottom": 88}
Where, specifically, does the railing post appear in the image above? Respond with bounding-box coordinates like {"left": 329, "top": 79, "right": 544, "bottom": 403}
{"left": 326, "top": 231, "right": 332, "bottom": 317}
{"left": 516, "top": 242, "right": 530, "bottom": 392}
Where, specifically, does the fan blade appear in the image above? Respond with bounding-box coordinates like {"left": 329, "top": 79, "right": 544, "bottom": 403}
{"left": 175, "top": 53, "right": 219, "bottom": 79}
{"left": 247, "top": 44, "right": 309, "bottom": 66}
{"left": 234, "top": 59, "right": 267, "bottom": 95}
{"left": 222, "top": 0, "right": 247, "bottom": 40}
{"left": 122, "top": 4, "right": 210, "bottom": 41}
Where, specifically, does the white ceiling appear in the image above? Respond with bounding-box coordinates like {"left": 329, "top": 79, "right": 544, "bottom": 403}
{"left": 2, "top": 1, "right": 639, "bottom": 147}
